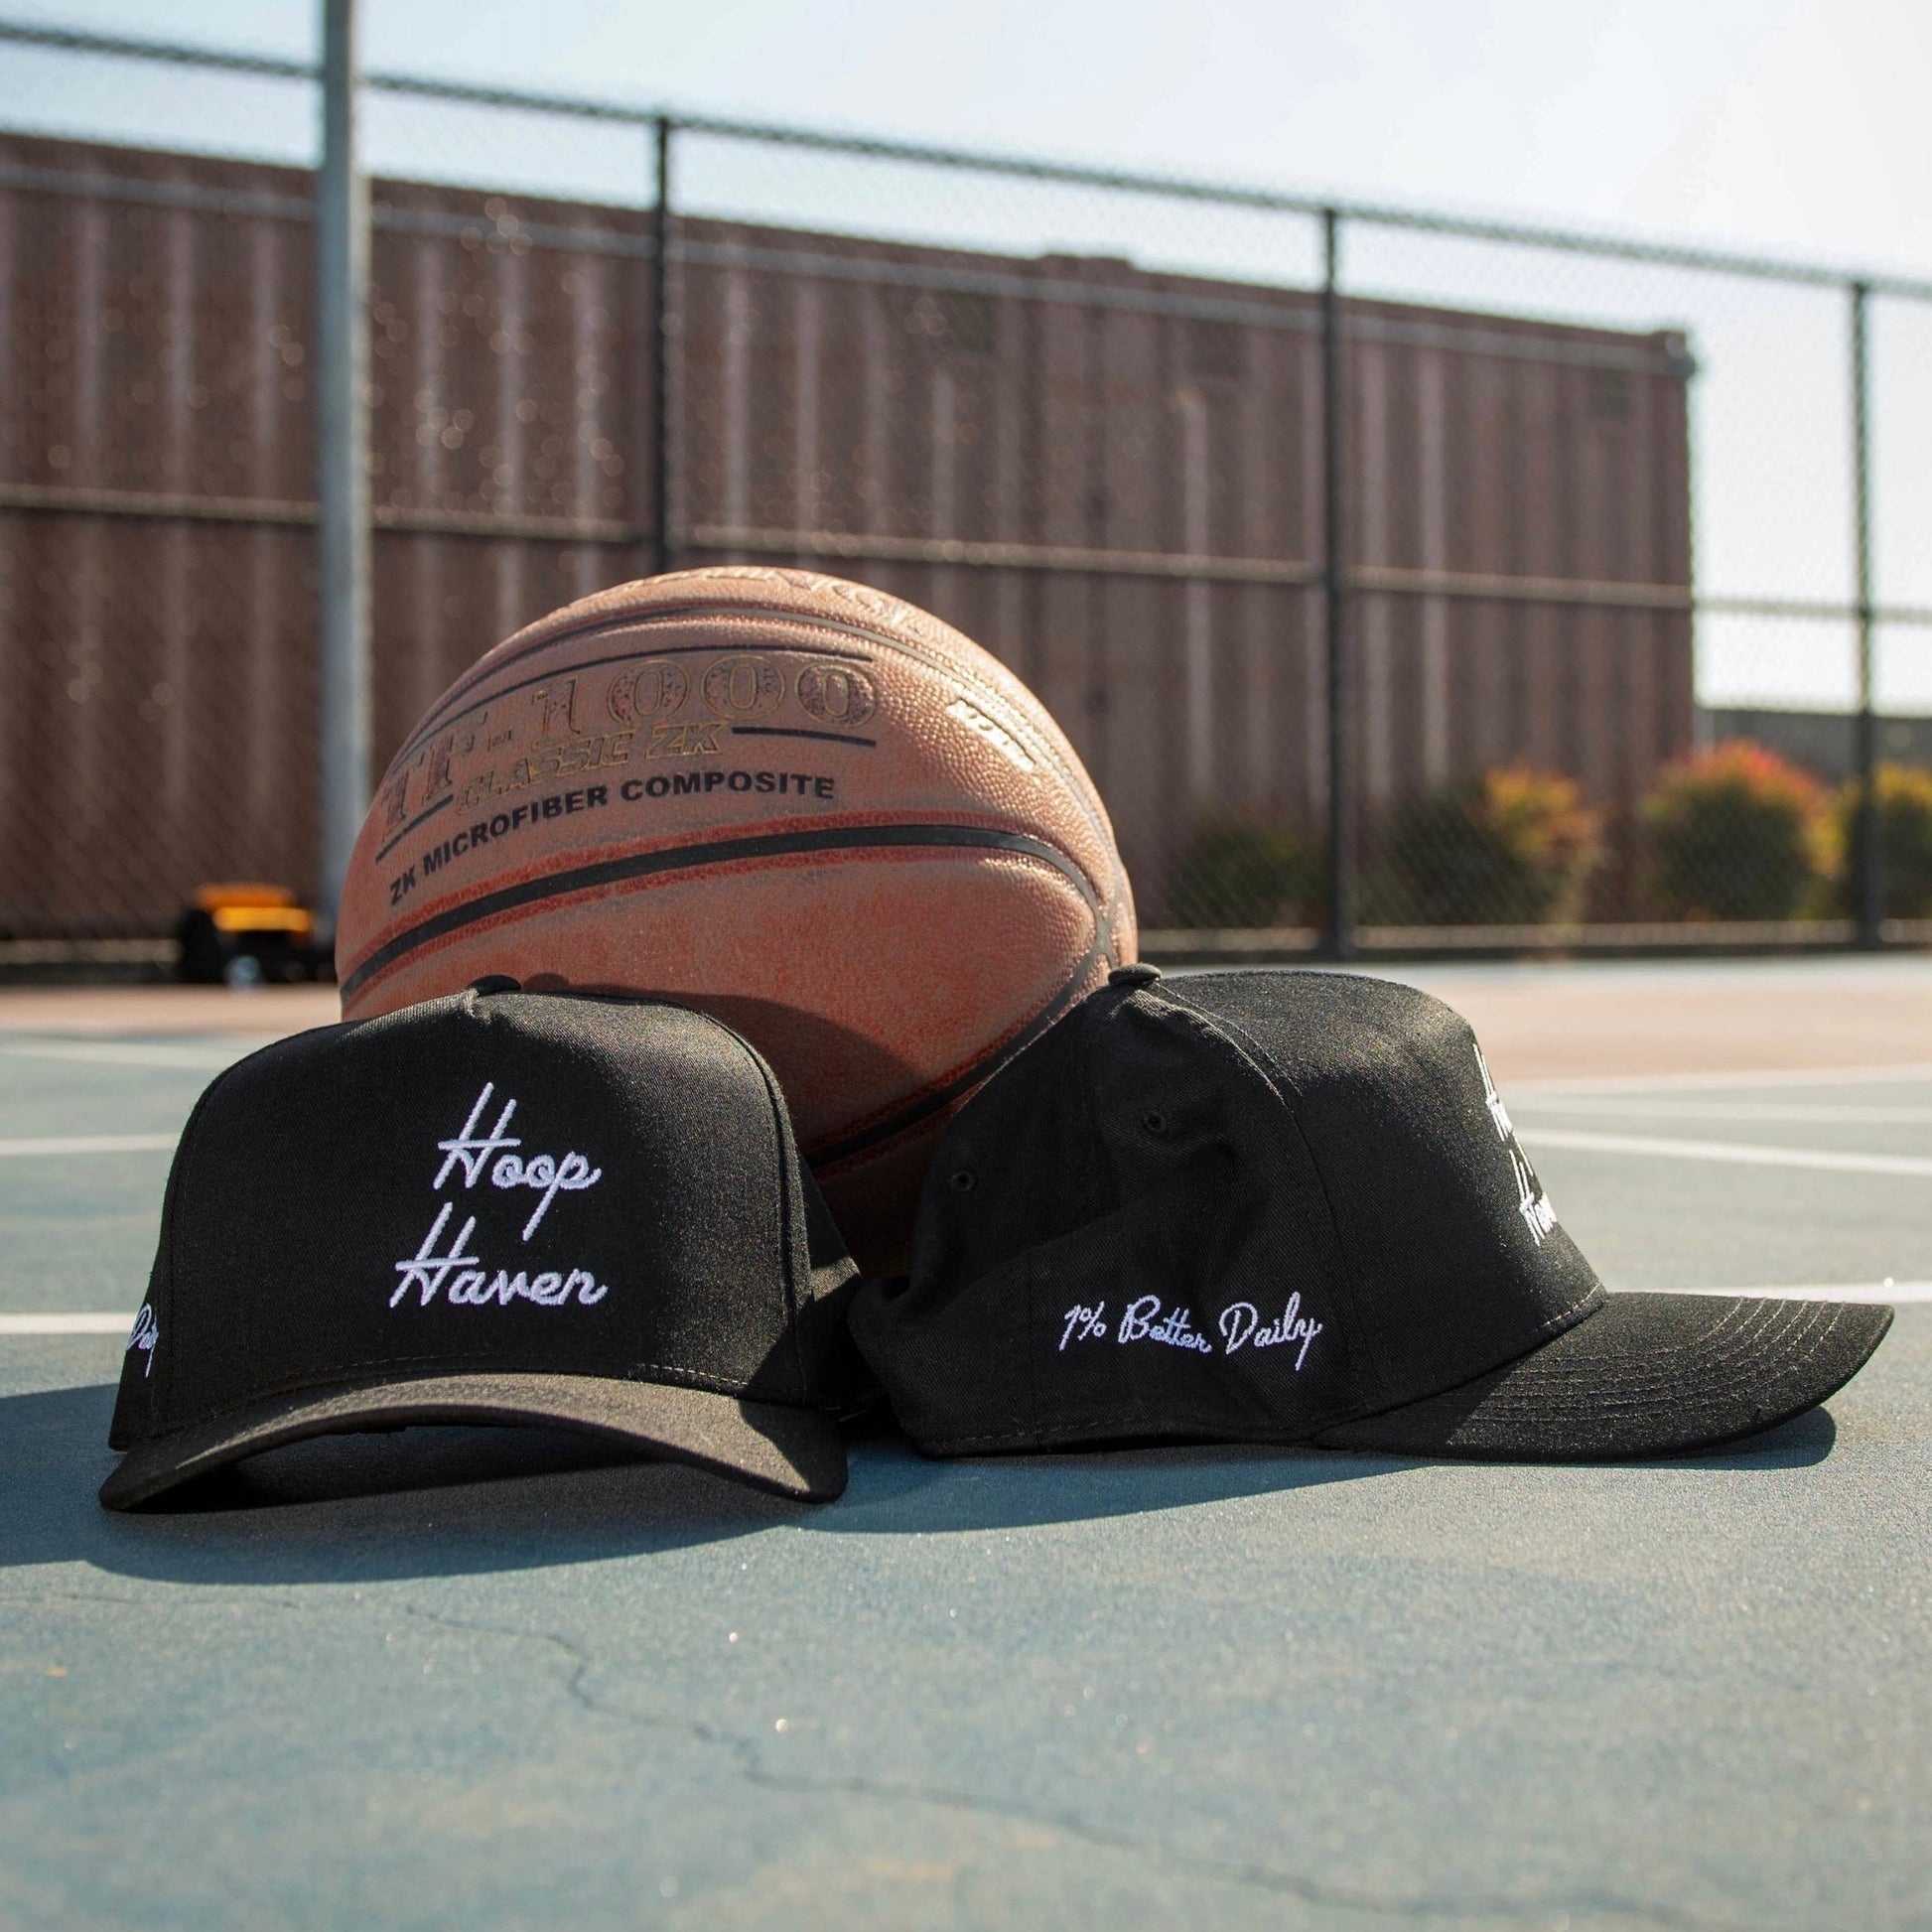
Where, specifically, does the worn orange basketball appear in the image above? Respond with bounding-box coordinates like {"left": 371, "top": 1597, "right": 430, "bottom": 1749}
{"left": 336, "top": 566, "right": 1136, "bottom": 1270}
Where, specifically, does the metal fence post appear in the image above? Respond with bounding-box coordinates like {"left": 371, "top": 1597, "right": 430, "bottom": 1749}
{"left": 1850, "top": 279, "right": 1881, "bottom": 949}
{"left": 1321, "top": 207, "right": 1354, "bottom": 959}
{"left": 650, "top": 115, "right": 674, "bottom": 575}
{"left": 316, "top": 0, "right": 370, "bottom": 932}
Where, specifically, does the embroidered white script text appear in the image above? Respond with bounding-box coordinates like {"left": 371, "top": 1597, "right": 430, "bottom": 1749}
{"left": 435, "top": 1081, "right": 603, "bottom": 1238}
{"left": 1511, "top": 1147, "right": 1557, "bottom": 1243}
{"left": 391, "top": 1084, "right": 612, "bottom": 1311}
{"left": 1059, "top": 1291, "right": 1324, "bottom": 1369}
{"left": 392, "top": 1200, "right": 609, "bottom": 1309}
{"left": 1218, "top": 1295, "right": 1322, "bottom": 1369}
{"left": 126, "top": 1303, "right": 158, "bottom": 1376}
{"left": 1476, "top": 1041, "right": 1557, "bottom": 1245}
{"left": 1119, "top": 1295, "right": 1213, "bottom": 1351}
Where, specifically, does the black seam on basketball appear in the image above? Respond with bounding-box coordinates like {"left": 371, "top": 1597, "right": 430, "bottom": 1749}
{"left": 374, "top": 790, "right": 454, "bottom": 862}
{"left": 386, "top": 601, "right": 1109, "bottom": 856}
{"left": 803, "top": 923, "right": 1106, "bottom": 1170}
{"left": 339, "top": 823, "right": 1098, "bottom": 1004}
{"left": 391, "top": 603, "right": 893, "bottom": 766}
{"left": 731, "top": 725, "right": 877, "bottom": 747}
{"left": 798, "top": 625, "right": 1116, "bottom": 878}
{"left": 382, "top": 629, "right": 877, "bottom": 772}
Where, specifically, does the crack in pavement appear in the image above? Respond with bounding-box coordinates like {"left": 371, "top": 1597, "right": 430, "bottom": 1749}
{"left": 389, "top": 1602, "right": 1751, "bottom": 1932}
{"left": 0, "top": 1582, "right": 1887, "bottom": 1930}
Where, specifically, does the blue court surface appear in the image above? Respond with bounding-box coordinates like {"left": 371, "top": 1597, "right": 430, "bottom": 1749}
{"left": 1, "top": 960, "right": 1927, "bottom": 1930}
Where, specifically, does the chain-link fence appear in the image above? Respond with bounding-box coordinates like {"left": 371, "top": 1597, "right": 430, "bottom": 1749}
{"left": 4, "top": 18, "right": 1930, "bottom": 963}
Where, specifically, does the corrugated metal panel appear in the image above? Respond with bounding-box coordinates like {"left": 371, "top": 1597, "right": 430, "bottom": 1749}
{"left": 0, "top": 134, "right": 654, "bottom": 935}
{"left": 0, "top": 138, "right": 325, "bottom": 935}
{"left": 0, "top": 131, "right": 1692, "bottom": 935}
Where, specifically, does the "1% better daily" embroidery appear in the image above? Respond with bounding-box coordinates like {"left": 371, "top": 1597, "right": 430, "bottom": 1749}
{"left": 1059, "top": 1294, "right": 1322, "bottom": 1370}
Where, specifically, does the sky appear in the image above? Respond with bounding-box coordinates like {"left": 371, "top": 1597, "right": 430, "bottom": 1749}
{"left": 7, "top": 0, "right": 1929, "bottom": 273}
{"left": 4, "top": 0, "right": 1930, "bottom": 706}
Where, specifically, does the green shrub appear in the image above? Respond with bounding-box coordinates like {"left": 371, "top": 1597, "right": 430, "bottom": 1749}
{"left": 1164, "top": 819, "right": 1319, "bottom": 928}
{"left": 1370, "top": 765, "right": 1601, "bottom": 925}
{"left": 1641, "top": 739, "right": 1830, "bottom": 921}
{"left": 1829, "top": 763, "right": 1932, "bottom": 919}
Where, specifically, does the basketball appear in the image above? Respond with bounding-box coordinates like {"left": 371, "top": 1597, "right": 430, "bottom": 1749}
{"left": 335, "top": 566, "right": 1136, "bottom": 1269}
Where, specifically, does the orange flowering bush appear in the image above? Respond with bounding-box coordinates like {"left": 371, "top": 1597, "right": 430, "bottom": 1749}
{"left": 1641, "top": 740, "right": 1830, "bottom": 921}
{"left": 1373, "top": 765, "right": 1601, "bottom": 925}
{"left": 1830, "top": 763, "right": 1932, "bottom": 919}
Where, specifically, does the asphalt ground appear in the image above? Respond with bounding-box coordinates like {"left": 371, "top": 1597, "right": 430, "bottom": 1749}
{"left": 1, "top": 957, "right": 1927, "bottom": 1931}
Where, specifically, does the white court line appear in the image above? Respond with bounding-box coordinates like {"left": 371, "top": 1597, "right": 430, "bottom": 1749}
{"left": 0, "top": 1134, "right": 177, "bottom": 1158}
{"left": 1520, "top": 1099, "right": 1932, "bottom": 1125}
{"left": 1523, "top": 1126, "right": 1932, "bottom": 1179}
{"left": 1509, "top": 1060, "right": 1932, "bottom": 1099}
{"left": 0, "top": 1312, "right": 138, "bottom": 1333}
{"left": 2, "top": 1040, "right": 255, "bottom": 1069}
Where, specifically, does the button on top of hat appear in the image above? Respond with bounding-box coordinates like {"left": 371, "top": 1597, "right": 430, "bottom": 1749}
{"left": 1109, "top": 963, "right": 1162, "bottom": 988}
{"left": 468, "top": 975, "right": 522, "bottom": 997}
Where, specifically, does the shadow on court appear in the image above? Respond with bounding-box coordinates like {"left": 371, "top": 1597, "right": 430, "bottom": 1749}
{"left": 0, "top": 1376, "right": 1838, "bottom": 1586}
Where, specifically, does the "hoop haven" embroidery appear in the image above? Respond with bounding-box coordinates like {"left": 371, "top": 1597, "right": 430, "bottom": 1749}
{"left": 391, "top": 1083, "right": 611, "bottom": 1311}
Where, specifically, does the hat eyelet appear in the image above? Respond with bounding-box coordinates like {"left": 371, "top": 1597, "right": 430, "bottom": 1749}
{"left": 948, "top": 1169, "right": 976, "bottom": 1194}
{"left": 1142, "top": 1109, "right": 1168, "bottom": 1135}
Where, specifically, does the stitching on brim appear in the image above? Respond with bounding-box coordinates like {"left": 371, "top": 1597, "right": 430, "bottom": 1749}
{"left": 153, "top": 1357, "right": 768, "bottom": 1440}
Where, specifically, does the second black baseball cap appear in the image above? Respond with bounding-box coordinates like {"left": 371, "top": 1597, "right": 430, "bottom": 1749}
{"left": 101, "top": 982, "right": 864, "bottom": 1508}
{"left": 849, "top": 967, "right": 1891, "bottom": 1460}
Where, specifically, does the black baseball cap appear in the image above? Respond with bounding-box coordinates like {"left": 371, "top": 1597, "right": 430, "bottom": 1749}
{"left": 850, "top": 967, "right": 1891, "bottom": 1460}
{"left": 102, "top": 981, "right": 863, "bottom": 1508}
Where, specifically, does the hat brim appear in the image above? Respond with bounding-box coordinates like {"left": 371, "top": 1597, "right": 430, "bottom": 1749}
{"left": 1312, "top": 1292, "right": 1892, "bottom": 1461}
{"left": 98, "top": 1371, "right": 846, "bottom": 1509}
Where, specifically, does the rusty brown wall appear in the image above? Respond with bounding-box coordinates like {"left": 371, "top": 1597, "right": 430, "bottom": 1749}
{"left": 674, "top": 223, "right": 1691, "bottom": 916}
{"left": 0, "top": 132, "right": 1691, "bottom": 935}
{"left": 0, "top": 135, "right": 653, "bottom": 935}
{"left": 1344, "top": 316, "right": 1694, "bottom": 807}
